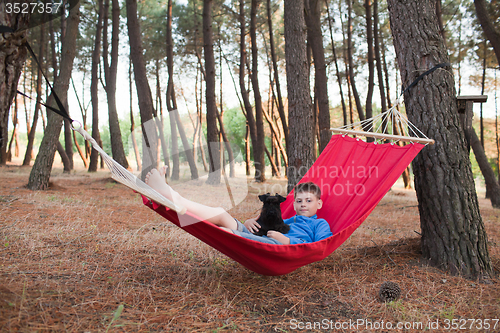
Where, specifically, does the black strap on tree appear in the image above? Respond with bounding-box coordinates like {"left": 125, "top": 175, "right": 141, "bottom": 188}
{"left": 1, "top": 24, "right": 73, "bottom": 123}
{"left": 400, "top": 62, "right": 450, "bottom": 97}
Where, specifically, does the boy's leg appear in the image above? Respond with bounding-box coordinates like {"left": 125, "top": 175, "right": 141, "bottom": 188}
{"left": 145, "top": 168, "right": 238, "bottom": 230}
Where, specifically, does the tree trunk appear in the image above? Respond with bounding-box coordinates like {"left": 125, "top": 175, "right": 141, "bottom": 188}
{"left": 203, "top": 0, "right": 221, "bottom": 185}
{"left": 126, "top": 0, "right": 158, "bottom": 180}
{"left": 250, "top": 0, "right": 266, "bottom": 182}
{"left": 266, "top": 0, "right": 288, "bottom": 147}
{"left": 103, "top": 0, "right": 129, "bottom": 169}
{"left": 129, "top": 58, "right": 141, "bottom": 171}
{"left": 89, "top": 0, "right": 104, "bottom": 172}
{"left": 0, "top": 5, "right": 29, "bottom": 165}
{"left": 305, "top": 0, "right": 330, "bottom": 153}
{"left": 387, "top": 0, "right": 492, "bottom": 278}
{"left": 364, "top": 0, "right": 374, "bottom": 132}
{"left": 23, "top": 21, "right": 44, "bottom": 166}
{"left": 7, "top": 97, "right": 18, "bottom": 161}
{"left": 239, "top": 0, "right": 258, "bottom": 179}
{"left": 325, "top": 0, "right": 347, "bottom": 126}
{"left": 28, "top": 2, "right": 80, "bottom": 189}
{"left": 63, "top": 118, "right": 73, "bottom": 170}
{"left": 284, "top": 0, "right": 314, "bottom": 192}
{"left": 474, "top": 0, "right": 500, "bottom": 64}
{"left": 470, "top": 128, "right": 500, "bottom": 207}
{"left": 373, "top": 0, "right": 387, "bottom": 115}
{"left": 346, "top": 0, "right": 365, "bottom": 122}
{"left": 166, "top": 0, "right": 198, "bottom": 180}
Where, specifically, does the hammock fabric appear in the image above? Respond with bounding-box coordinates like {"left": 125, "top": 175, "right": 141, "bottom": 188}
{"left": 144, "top": 135, "right": 425, "bottom": 275}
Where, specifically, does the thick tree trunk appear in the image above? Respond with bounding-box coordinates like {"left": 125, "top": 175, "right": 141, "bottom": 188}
{"left": 387, "top": 0, "right": 492, "bottom": 278}
{"left": 89, "top": 0, "right": 104, "bottom": 172}
{"left": 250, "top": 0, "right": 266, "bottom": 182}
{"left": 0, "top": 4, "right": 29, "bottom": 165}
{"left": 203, "top": 0, "right": 221, "bottom": 185}
{"left": 103, "top": 0, "right": 129, "bottom": 169}
{"left": 28, "top": 2, "right": 80, "bottom": 189}
{"left": 474, "top": 0, "right": 500, "bottom": 64}
{"left": 126, "top": 0, "right": 158, "bottom": 180}
{"left": 305, "top": 0, "right": 330, "bottom": 153}
{"left": 284, "top": 0, "right": 314, "bottom": 192}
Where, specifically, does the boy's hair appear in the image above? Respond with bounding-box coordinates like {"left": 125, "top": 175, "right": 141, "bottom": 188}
{"left": 294, "top": 181, "right": 321, "bottom": 199}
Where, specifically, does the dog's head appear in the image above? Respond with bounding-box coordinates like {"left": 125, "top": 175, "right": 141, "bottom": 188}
{"left": 258, "top": 193, "right": 287, "bottom": 205}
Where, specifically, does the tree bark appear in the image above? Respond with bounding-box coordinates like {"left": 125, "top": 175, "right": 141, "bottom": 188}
{"left": 89, "top": 0, "right": 104, "bottom": 172}
{"left": 305, "top": 0, "right": 330, "bottom": 153}
{"left": 250, "top": 0, "right": 266, "bottom": 182}
{"left": 28, "top": 2, "right": 80, "bottom": 189}
{"left": 474, "top": 0, "right": 500, "bottom": 64}
{"left": 126, "top": 0, "right": 158, "bottom": 180}
{"left": 387, "top": 0, "right": 492, "bottom": 278}
{"left": 0, "top": 2, "right": 29, "bottom": 165}
{"left": 284, "top": 0, "right": 314, "bottom": 192}
{"left": 203, "top": 0, "right": 221, "bottom": 184}
{"left": 103, "top": 0, "right": 129, "bottom": 169}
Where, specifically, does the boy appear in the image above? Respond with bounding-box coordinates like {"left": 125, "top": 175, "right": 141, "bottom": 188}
{"left": 145, "top": 168, "right": 332, "bottom": 245}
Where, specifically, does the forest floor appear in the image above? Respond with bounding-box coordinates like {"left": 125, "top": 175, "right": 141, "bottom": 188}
{"left": 0, "top": 163, "right": 499, "bottom": 332}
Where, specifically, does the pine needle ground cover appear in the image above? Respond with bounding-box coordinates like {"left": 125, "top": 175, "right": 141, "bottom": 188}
{"left": 0, "top": 166, "right": 498, "bottom": 332}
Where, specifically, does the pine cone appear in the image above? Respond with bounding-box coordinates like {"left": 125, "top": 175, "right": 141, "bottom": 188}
{"left": 378, "top": 281, "right": 401, "bottom": 302}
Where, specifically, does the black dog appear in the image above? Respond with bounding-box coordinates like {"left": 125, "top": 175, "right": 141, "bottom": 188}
{"left": 254, "top": 193, "right": 290, "bottom": 236}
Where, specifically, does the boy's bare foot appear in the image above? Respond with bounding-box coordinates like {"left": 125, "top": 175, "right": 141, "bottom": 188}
{"left": 159, "top": 165, "right": 168, "bottom": 179}
{"left": 145, "top": 168, "right": 181, "bottom": 203}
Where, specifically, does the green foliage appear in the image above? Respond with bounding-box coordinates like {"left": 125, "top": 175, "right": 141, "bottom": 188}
{"left": 222, "top": 106, "right": 247, "bottom": 159}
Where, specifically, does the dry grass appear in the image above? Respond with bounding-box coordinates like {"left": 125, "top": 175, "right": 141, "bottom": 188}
{"left": 0, "top": 165, "right": 499, "bottom": 332}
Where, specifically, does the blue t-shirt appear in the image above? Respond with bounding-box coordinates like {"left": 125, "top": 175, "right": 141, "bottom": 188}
{"left": 283, "top": 214, "right": 333, "bottom": 244}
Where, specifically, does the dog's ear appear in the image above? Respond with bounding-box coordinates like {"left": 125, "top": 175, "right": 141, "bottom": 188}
{"left": 258, "top": 193, "right": 270, "bottom": 202}
{"left": 277, "top": 194, "right": 287, "bottom": 203}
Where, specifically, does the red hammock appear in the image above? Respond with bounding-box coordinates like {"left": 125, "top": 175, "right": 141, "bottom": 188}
{"left": 143, "top": 135, "right": 424, "bottom": 275}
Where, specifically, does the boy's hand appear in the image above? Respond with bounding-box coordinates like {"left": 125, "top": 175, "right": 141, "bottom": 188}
{"left": 244, "top": 216, "right": 261, "bottom": 234}
{"left": 267, "top": 231, "right": 290, "bottom": 245}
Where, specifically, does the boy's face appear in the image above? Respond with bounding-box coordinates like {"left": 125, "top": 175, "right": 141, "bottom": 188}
{"left": 293, "top": 191, "right": 323, "bottom": 217}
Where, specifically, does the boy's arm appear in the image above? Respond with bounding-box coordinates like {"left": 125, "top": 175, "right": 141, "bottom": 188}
{"left": 314, "top": 219, "right": 333, "bottom": 241}
{"left": 267, "top": 231, "right": 291, "bottom": 245}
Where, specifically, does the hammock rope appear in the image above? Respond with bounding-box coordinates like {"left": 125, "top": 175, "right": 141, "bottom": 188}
{"left": 70, "top": 121, "right": 186, "bottom": 215}
{"left": 330, "top": 100, "right": 435, "bottom": 145}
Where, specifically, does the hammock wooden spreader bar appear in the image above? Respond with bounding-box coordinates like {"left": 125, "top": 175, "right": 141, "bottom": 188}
{"left": 71, "top": 121, "right": 187, "bottom": 215}
{"left": 330, "top": 128, "right": 435, "bottom": 145}
{"left": 330, "top": 98, "right": 435, "bottom": 145}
